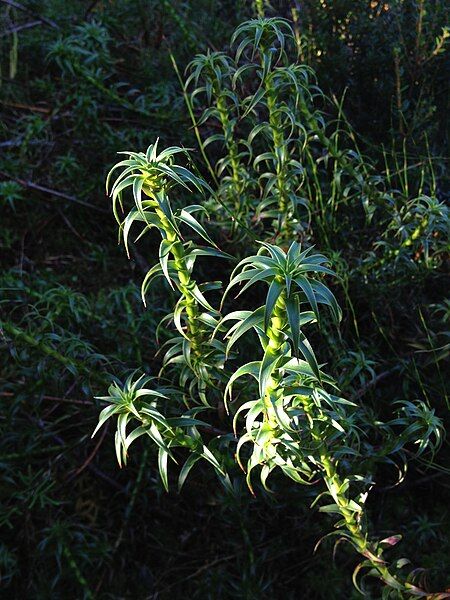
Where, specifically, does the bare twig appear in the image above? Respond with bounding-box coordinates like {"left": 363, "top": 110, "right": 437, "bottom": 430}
{"left": 68, "top": 423, "right": 109, "bottom": 479}
{"left": 58, "top": 209, "right": 86, "bottom": 241}
{"left": 84, "top": 0, "right": 101, "bottom": 18}
{"left": 0, "top": 100, "right": 51, "bottom": 113}
{"left": 156, "top": 554, "right": 236, "bottom": 595}
{"left": 1, "top": 20, "right": 42, "bottom": 36}
{"left": 0, "top": 390, "right": 91, "bottom": 405}
{"left": 0, "top": 170, "right": 108, "bottom": 213}
{"left": 0, "top": 0, "right": 59, "bottom": 29}
{"left": 351, "top": 366, "right": 401, "bottom": 401}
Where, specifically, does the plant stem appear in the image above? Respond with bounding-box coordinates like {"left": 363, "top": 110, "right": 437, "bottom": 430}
{"left": 264, "top": 289, "right": 287, "bottom": 426}
{"left": 154, "top": 206, "right": 202, "bottom": 355}
{"left": 300, "top": 394, "right": 406, "bottom": 590}
{"left": 254, "top": 0, "right": 265, "bottom": 18}
{"left": 1, "top": 320, "right": 106, "bottom": 385}
{"left": 262, "top": 295, "right": 407, "bottom": 591}
{"left": 265, "top": 83, "right": 292, "bottom": 239}
{"left": 216, "top": 92, "right": 246, "bottom": 227}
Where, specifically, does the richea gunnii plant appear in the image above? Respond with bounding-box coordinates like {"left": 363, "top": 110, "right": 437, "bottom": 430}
{"left": 92, "top": 16, "right": 447, "bottom": 600}
{"left": 94, "top": 134, "right": 446, "bottom": 598}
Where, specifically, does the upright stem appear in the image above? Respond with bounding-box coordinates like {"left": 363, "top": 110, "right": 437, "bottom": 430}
{"left": 264, "top": 289, "right": 287, "bottom": 427}
{"left": 302, "top": 398, "right": 367, "bottom": 546}
{"left": 262, "top": 295, "right": 406, "bottom": 591}
{"left": 265, "top": 84, "right": 292, "bottom": 238}
{"left": 154, "top": 205, "right": 203, "bottom": 355}
{"left": 254, "top": 0, "right": 265, "bottom": 18}
{"left": 216, "top": 92, "right": 245, "bottom": 223}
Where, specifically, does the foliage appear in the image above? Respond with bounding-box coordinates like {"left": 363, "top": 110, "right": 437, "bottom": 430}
{"left": 0, "top": 1, "right": 449, "bottom": 598}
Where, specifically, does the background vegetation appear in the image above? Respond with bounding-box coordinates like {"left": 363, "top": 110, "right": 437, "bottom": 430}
{"left": 0, "top": 1, "right": 448, "bottom": 598}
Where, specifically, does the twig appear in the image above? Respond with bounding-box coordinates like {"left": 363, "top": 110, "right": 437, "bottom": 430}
{"left": 84, "top": 0, "right": 101, "bottom": 18}
{"left": 68, "top": 423, "right": 109, "bottom": 479}
{"left": 351, "top": 366, "right": 401, "bottom": 401}
{"left": 0, "top": 170, "right": 108, "bottom": 213}
{"left": 58, "top": 209, "right": 86, "bottom": 242}
{"left": 155, "top": 554, "right": 236, "bottom": 595}
{"left": 29, "top": 414, "right": 127, "bottom": 493}
{"left": 86, "top": 464, "right": 126, "bottom": 493}
{"left": 0, "top": 390, "right": 91, "bottom": 405}
{"left": 0, "top": 0, "right": 59, "bottom": 29}
{"left": 1, "top": 20, "right": 42, "bottom": 36}
{"left": 0, "top": 100, "right": 51, "bottom": 113}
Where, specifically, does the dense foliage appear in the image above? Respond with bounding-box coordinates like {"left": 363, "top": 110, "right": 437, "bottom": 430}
{"left": 1, "top": 1, "right": 448, "bottom": 598}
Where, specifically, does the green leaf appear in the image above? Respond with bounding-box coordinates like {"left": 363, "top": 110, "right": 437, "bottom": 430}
{"left": 294, "top": 275, "right": 319, "bottom": 321}
{"left": 259, "top": 346, "right": 279, "bottom": 398}
{"left": 92, "top": 404, "right": 119, "bottom": 438}
{"left": 225, "top": 307, "right": 264, "bottom": 355}
{"left": 177, "top": 209, "right": 218, "bottom": 248}
{"left": 159, "top": 239, "right": 175, "bottom": 289}
{"left": 285, "top": 294, "right": 300, "bottom": 358}
{"left": 225, "top": 361, "right": 260, "bottom": 407}
{"left": 158, "top": 447, "right": 169, "bottom": 492}
{"left": 178, "top": 454, "right": 201, "bottom": 492}
{"left": 297, "top": 333, "right": 321, "bottom": 382}
{"left": 264, "top": 279, "right": 284, "bottom": 332}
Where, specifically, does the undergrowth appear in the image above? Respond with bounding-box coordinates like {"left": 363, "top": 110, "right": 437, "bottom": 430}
{"left": 1, "top": 1, "right": 448, "bottom": 598}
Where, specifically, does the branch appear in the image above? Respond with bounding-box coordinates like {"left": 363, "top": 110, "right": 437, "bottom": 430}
{"left": 0, "top": 170, "right": 108, "bottom": 213}
{"left": 351, "top": 366, "right": 401, "bottom": 401}
{"left": 0, "top": 20, "right": 42, "bottom": 36}
{"left": 0, "top": 0, "right": 59, "bottom": 29}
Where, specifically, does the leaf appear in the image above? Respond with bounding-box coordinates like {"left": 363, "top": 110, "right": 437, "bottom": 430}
{"left": 225, "top": 361, "right": 260, "bottom": 407}
{"left": 294, "top": 275, "right": 319, "bottom": 321}
{"left": 92, "top": 404, "right": 119, "bottom": 438}
{"left": 297, "top": 333, "right": 321, "bottom": 382}
{"left": 319, "top": 503, "right": 342, "bottom": 515}
{"left": 189, "top": 283, "right": 217, "bottom": 313}
{"left": 159, "top": 239, "right": 174, "bottom": 289}
{"left": 141, "top": 264, "right": 164, "bottom": 305}
{"left": 158, "top": 447, "right": 169, "bottom": 492}
{"left": 285, "top": 294, "right": 300, "bottom": 358}
{"left": 264, "top": 278, "right": 284, "bottom": 332}
{"left": 178, "top": 454, "right": 201, "bottom": 492}
{"left": 189, "top": 247, "right": 233, "bottom": 261}
{"left": 259, "top": 346, "right": 279, "bottom": 398}
{"left": 177, "top": 209, "right": 217, "bottom": 247}
{"left": 201, "top": 445, "right": 225, "bottom": 475}
{"left": 225, "top": 307, "right": 264, "bottom": 355}
{"left": 310, "top": 280, "right": 342, "bottom": 323}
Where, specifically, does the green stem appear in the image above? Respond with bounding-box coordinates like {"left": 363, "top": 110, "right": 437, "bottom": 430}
{"left": 265, "top": 83, "right": 292, "bottom": 239}
{"left": 254, "top": 0, "right": 265, "bottom": 18}
{"left": 154, "top": 206, "right": 203, "bottom": 355}
{"left": 169, "top": 50, "right": 219, "bottom": 187}
{"left": 63, "top": 545, "right": 94, "bottom": 599}
{"left": 263, "top": 290, "right": 287, "bottom": 426}
{"left": 1, "top": 320, "right": 105, "bottom": 385}
{"left": 400, "top": 215, "right": 429, "bottom": 249}
{"left": 300, "top": 395, "right": 406, "bottom": 590}
{"left": 261, "top": 294, "right": 406, "bottom": 592}
{"left": 216, "top": 93, "right": 245, "bottom": 225}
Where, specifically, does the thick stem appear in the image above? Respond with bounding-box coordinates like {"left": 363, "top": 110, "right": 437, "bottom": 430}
{"left": 261, "top": 293, "right": 406, "bottom": 591}
{"left": 216, "top": 93, "right": 245, "bottom": 224}
{"left": 263, "top": 290, "right": 287, "bottom": 426}
{"left": 300, "top": 395, "right": 405, "bottom": 589}
{"left": 254, "top": 0, "right": 265, "bottom": 18}
{"left": 401, "top": 214, "right": 429, "bottom": 249}
{"left": 265, "top": 84, "right": 292, "bottom": 239}
{"left": 154, "top": 206, "right": 203, "bottom": 355}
